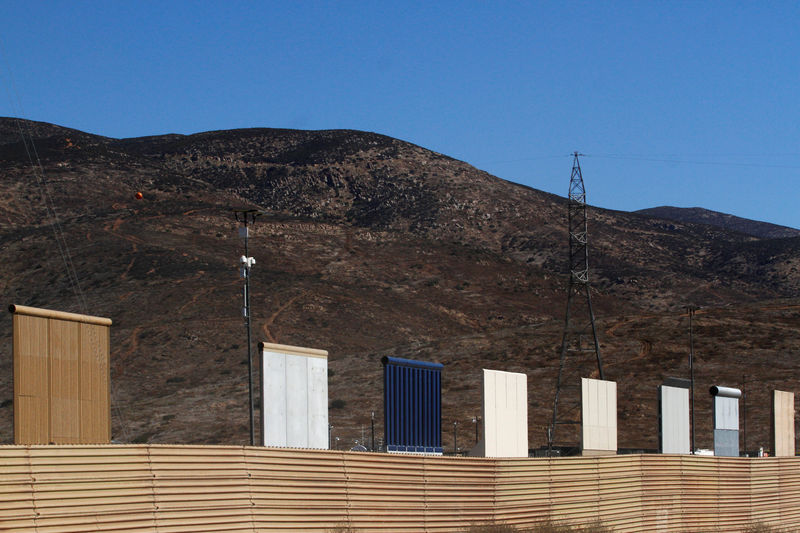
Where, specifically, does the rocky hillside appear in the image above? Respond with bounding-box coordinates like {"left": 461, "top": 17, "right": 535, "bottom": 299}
{"left": 637, "top": 206, "right": 800, "bottom": 240}
{"left": 1, "top": 118, "right": 798, "bottom": 452}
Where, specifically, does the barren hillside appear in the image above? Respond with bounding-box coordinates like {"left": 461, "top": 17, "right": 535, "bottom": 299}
{"left": 1, "top": 118, "right": 797, "bottom": 452}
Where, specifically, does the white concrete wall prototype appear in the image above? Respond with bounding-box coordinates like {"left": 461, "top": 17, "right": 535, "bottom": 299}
{"left": 773, "top": 390, "right": 795, "bottom": 457}
{"left": 581, "top": 378, "right": 617, "bottom": 456}
{"left": 260, "top": 342, "right": 329, "bottom": 449}
{"left": 660, "top": 385, "right": 690, "bottom": 454}
{"left": 482, "top": 369, "right": 528, "bottom": 458}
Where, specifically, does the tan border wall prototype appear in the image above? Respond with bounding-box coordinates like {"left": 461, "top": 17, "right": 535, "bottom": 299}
{"left": 9, "top": 304, "right": 111, "bottom": 444}
{"left": 773, "top": 390, "right": 796, "bottom": 457}
{"left": 0, "top": 446, "right": 799, "bottom": 532}
{"left": 9, "top": 304, "right": 112, "bottom": 326}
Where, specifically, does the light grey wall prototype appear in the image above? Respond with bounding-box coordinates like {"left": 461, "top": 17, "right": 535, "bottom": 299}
{"left": 660, "top": 384, "right": 690, "bottom": 454}
{"left": 261, "top": 342, "right": 329, "bottom": 449}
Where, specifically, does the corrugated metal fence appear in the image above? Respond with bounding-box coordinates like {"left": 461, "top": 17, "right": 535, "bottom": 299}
{"left": 1, "top": 445, "right": 799, "bottom": 532}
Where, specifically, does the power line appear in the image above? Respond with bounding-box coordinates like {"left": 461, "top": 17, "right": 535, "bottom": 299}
{"left": 1, "top": 36, "right": 133, "bottom": 442}
{"left": 482, "top": 154, "right": 572, "bottom": 165}
{"left": 483, "top": 151, "right": 800, "bottom": 170}
{"left": 1, "top": 37, "right": 87, "bottom": 311}
{"left": 587, "top": 154, "right": 800, "bottom": 170}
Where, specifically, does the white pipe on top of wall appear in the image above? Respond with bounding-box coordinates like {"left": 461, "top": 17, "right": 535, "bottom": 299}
{"left": 709, "top": 386, "right": 742, "bottom": 399}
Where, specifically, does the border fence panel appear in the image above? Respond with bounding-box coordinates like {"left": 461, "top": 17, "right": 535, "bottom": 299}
{"left": 0, "top": 445, "right": 799, "bottom": 532}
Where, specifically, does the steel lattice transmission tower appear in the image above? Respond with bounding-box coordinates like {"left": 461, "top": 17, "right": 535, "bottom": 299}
{"left": 548, "top": 152, "right": 605, "bottom": 453}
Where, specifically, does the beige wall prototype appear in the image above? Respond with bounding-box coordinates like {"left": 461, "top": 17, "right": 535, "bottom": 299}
{"left": 480, "top": 369, "right": 528, "bottom": 457}
{"left": 772, "top": 390, "right": 795, "bottom": 457}
{"left": 10, "top": 304, "right": 111, "bottom": 444}
{"left": 581, "top": 377, "right": 617, "bottom": 456}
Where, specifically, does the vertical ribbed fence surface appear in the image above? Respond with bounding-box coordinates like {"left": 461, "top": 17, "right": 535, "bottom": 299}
{"left": 11, "top": 306, "right": 112, "bottom": 445}
{"left": 1, "top": 445, "right": 800, "bottom": 532}
{"left": 382, "top": 357, "right": 443, "bottom": 454}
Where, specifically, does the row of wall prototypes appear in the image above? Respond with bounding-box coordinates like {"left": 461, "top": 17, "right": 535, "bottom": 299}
{"left": 257, "top": 347, "right": 796, "bottom": 458}
{"left": 12, "top": 305, "right": 796, "bottom": 457}
{"left": 660, "top": 382, "right": 796, "bottom": 457}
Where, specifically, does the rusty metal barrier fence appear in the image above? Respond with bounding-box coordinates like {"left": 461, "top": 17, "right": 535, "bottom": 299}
{"left": 1, "top": 445, "right": 799, "bottom": 532}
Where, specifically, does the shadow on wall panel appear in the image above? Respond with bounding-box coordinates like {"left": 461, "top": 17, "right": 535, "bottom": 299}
{"left": 710, "top": 385, "right": 741, "bottom": 457}
{"left": 9, "top": 304, "right": 111, "bottom": 445}
{"left": 382, "top": 356, "right": 442, "bottom": 454}
{"left": 581, "top": 377, "right": 617, "bottom": 456}
{"left": 260, "top": 342, "right": 329, "bottom": 449}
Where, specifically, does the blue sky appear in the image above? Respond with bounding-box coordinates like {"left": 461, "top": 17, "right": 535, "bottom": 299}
{"left": 2, "top": 1, "right": 799, "bottom": 229}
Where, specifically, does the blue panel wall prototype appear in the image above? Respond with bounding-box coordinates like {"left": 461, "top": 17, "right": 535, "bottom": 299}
{"left": 382, "top": 356, "right": 443, "bottom": 453}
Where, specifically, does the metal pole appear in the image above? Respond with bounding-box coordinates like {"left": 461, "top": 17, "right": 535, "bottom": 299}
{"left": 688, "top": 306, "right": 696, "bottom": 454}
{"left": 473, "top": 415, "right": 479, "bottom": 444}
{"left": 453, "top": 421, "right": 458, "bottom": 454}
{"left": 244, "top": 220, "right": 255, "bottom": 446}
{"left": 742, "top": 374, "right": 747, "bottom": 456}
{"left": 371, "top": 412, "right": 375, "bottom": 452}
{"left": 234, "top": 209, "right": 263, "bottom": 447}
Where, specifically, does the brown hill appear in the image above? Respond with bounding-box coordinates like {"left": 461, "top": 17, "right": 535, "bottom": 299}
{"left": 1, "top": 118, "right": 798, "bottom": 452}
{"left": 637, "top": 206, "right": 800, "bottom": 240}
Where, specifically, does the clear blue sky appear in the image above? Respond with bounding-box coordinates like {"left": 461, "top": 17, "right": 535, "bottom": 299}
{"left": 2, "top": 1, "right": 799, "bottom": 229}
